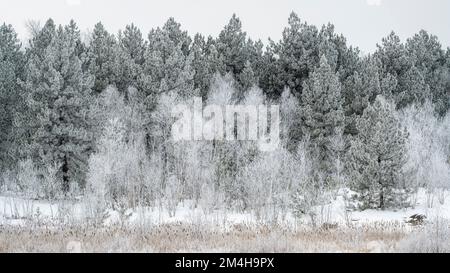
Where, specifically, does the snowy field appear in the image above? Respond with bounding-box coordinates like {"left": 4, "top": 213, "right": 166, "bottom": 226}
{"left": 1, "top": 188, "right": 449, "bottom": 252}
{"left": 2, "top": 188, "right": 449, "bottom": 227}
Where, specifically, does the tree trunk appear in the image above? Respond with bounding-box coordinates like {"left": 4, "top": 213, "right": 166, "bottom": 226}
{"left": 379, "top": 187, "right": 384, "bottom": 209}
{"left": 62, "top": 154, "right": 69, "bottom": 194}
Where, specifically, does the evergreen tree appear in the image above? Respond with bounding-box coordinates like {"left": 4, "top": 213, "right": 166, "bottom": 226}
{"left": 20, "top": 20, "right": 94, "bottom": 192}
{"left": 0, "top": 23, "right": 24, "bottom": 170}
{"left": 279, "top": 87, "right": 301, "bottom": 152}
{"left": 216, "top": 14, "right": 248, "bottom": 77}
{"left": 374, "top": 31, "right": 432, "bottom": 110}
{"left": 14, "top": 19, "right": 57, "bottom": 160}
{"left": 301, "top": 55, "right": 344, "bottom": 186}
{"left": 139, "top": 19, "right": 196, "bottom": 190}
{"left": 396, "top": 65, "right": 431, "bottom": 108}
{"left": 267, "top": 12, "right": 358, "bottom": 100}
{"left": 238, "top": 60, "right": 256, "bottom": 95}
{"left": 343, "top": 56, "right": 382, "bottom": 134}
{"left": 406, "top": 30, "right": 449, "bottom": 115}
{"left": 115, "top": 23, "right": 147, "bottom": 92}
{"left": 258, "top": 45, "right": 282, "bottom": 99}
{"left": 380, "top": 72, "right": 398, "bottom": 100}
{"left": 216, "top": 14, "right": 262, "bottom": 93}
{"left": 347, "top": 96, "right": 410, "bottom": 209}
{"left": 271, "top": 12, "right": 320, "bottom": 98}
{"left": 375, "top": 31, "right": 411, "bottom": 79}
{"left": 140, "top": 18, "right": 195, "bottom": 100}
{"left": 86, "top": 22, "right": 117, "bottom": 93}
{"left": 204, "top": 38, "right": 226, "bottom": 79}
{"left": 119, "top": 23, "right": 146, "bottom": 66}
{"left": 25, "top": 19, "right": 56, "bottom": 62}
{"left": 190, "top": 33, "right": 210, "bottom": 98}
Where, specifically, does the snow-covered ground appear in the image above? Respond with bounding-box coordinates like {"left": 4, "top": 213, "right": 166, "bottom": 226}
{"left": 1, "top": 188, "right": 448, "bottom": 228}
{"left": 1, "top": 188, "right": 450, "bottom": 252}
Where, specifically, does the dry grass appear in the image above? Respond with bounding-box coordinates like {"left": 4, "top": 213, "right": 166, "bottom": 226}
{"left": 0, "top": 221, "right": 409, "bottom": 253}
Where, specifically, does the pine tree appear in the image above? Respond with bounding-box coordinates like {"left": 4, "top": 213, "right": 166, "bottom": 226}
{"left": 0, "top": 23, "right": 24, "bottom": 171}
{"left": 190, "top": 33, "right": 210, "bottom": 98}
{"left": 279, "top": 87, "right": 301, "bottom": 152}
{"left": 119, "top": 24, "right": 146, "bottom": 66}
{"left": 347, "top": 96, "right": 410, "bottom": 209}
{"left": 375, "top": 31, "right": 411, "bottom": 79}
{"left": 268, "top": 12, "right": 359, "bottom": 99}
{"left": 114, "top": 23, "right": 147, "bottom": 93}
{"left": 139, "top": 19, "right": 196, "bottom": 180}
{"left": 343, "top": 56, "right": 381, "bottom": 134}
{"left": 25, "top": 19, "right": 56, "bottom": 62}
{"left": 20, "top": 20, "right": 94, "bottom": 193}
{"left": 216, "top": 14, "right": 262, "bottom": 93}
{"left": 374, "top": 31, "right": 434, "bottom": 109}
{"left": 406, "top": 30, "right": 448, "bottom": 115}
{"left": 396, "top": 65, "right": 431, "bottom": 108}
{"left": 301, "top": 55, "right": 344, "bottom": 186}
{"left": 86, "top": 22, "right": 117, "bottom": 93}
{"left": 380, "top": 72, "right": 398, "bottom": 100}
{"left": 216, "top": 14, "right": 248, "bottom": 77}
{"left": 14, "top": 19, "right": 57, "bottom": 161}
{"left": 238, "top": 60, "right": 256, "bottom": 96}
{"left": 271, "top": 12, "right": 320, "bottom": 98}
{"left": 140, "top": 18, "right": 193, "bottom": 97}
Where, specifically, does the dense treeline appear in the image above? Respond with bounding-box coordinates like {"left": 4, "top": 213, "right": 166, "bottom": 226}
{"left": 1, "top": 13, "right": 449, "bottom": 223}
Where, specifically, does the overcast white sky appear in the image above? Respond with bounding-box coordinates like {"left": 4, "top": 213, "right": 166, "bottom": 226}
{"left": 1, "top": 0, "right": 449, "bottom": 53}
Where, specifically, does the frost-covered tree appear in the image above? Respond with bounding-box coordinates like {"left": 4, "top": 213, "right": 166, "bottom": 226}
{"left": 269, "top": 12, "right": 321, "bottom": 98}
{"left": 401, "top": 102, "right": 450, "bottom": 205}
{"left": 0, "top": 23, "right": 24, "bottom": 171}
{"left": 217, "top": 16, "right": 249, "bottom": 75}
{"left": 291, "top": 140, "right": 327, "bottom": 226}
{"left": 301, "top": 55, "right": 344, "bottom": 187}
{"left": 86, "top": 22, "right": 117, "bottom": 93}
{"left": 13, "top": 19, "right": 56, "bottom": 167}
{"left": 237, "top": 60, "right": 257, "bottom": 96}
{"left": 406, "top": 30, "right": 449, "bottom": 115}
{"left": 86, "top": 87, "right": 155, "bottom": 211}
{"left": 215, "top": 14, "right": 263, "bottom": 93}
{"left": 396, "top": 65, "right": 431, "bottom": 108}
{"left": 119, "top": 24, "right": 146, "bottom": 66}
{"left": 279, "top": 87, "right": 301, "bottom": 152}
{"left": 375, "top": 31, "right": 411, "bottom": 79}
{"left": 203, "top": 74, "right": 243, "bottom": 206}
{"left": 374, "top": 31, "right": 434, "bottom": 109}
{"left": 139, "top": 19, "right": 198, "bottom": 174}
{"left": 87, "top": 117, "right": 152, "bottom": 210}
{"left": 266, "top": 12, "right": 358, "bottom": 99}
{"left": 241, "top": 147, "right": 299, "bottom": 222}
{"left": 25, "top": 19, "right": 56, "bottom": 60}
{"left": 115, "top": 23, "right": 147, "bottom": 92}
{"left": 227, "top": 86, "right": 266, "bottom": 208}
{"left": 347, "top": 96, "right": 410, "bottom": 209}
{"left": 342, "top": 56, "right": 381, "bottom": 134}
{"left": 190, "top": 34, "right": 211, "bottom": 98}
{"left": 150, "top": 89, "right": 213, "bottom": 208}
{"left": 20, "top": 20, "right": 94, "bottom": 193}
{"left": 216, "top": 14, "right": 247, "bottom": 75}
{"left": 151, "top": 90, "right": 182, "bottom": 190}
{"left": 140, "top": 18, "right": 195, "bottom": 100}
